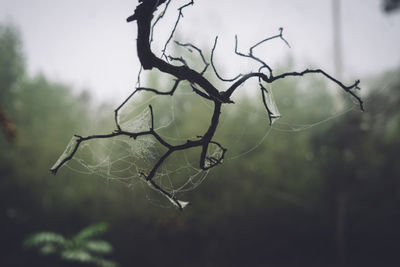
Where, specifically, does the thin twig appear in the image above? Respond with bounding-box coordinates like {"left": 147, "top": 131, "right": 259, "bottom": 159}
{"left": 150, "top": 0, "right": 172, "bottom": 43}
{"left": 161, "top": 0, "right": 194, "bottom": 60}
{"left": 211, "top": 36, "right": 242, "bottom": 82}
{"left": 174, "top": 40, "right": 209, "bottom": 75}
{"left": 53, "top": 0, "right": 364, "bottom": 211}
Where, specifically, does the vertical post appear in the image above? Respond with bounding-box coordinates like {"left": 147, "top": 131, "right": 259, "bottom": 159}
{"left": 332, "top": 0, "right": 343, "bottom": 80}
{"left": 332, "top": 1, "right": 347, "bottom": 266}
{"left": 336, "top": 191, "right": 347, "bottom": 266}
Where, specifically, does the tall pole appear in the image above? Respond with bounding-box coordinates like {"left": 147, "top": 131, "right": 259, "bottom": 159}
{"left": 332, "top": 2, "right": 346, "bottom": 266}
{"left": 333, "top": 0, "right": 343, "bottom": 80}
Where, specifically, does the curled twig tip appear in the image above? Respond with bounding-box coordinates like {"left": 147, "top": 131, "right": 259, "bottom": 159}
{"left": 52, "top": 0, "right": 364, "bottom": 210}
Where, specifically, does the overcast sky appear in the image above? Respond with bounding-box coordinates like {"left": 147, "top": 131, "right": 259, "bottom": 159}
{"left": 1, "top": 0, "right": 400, "bottom": 102}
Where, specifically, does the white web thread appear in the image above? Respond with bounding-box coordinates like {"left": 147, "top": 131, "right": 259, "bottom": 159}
{"left": 227, "top": 128, "right": 273, "bottom": 161}
{"left": 224, "top": 82, "right": 366, "bottom": 161}
{"left": 55, "top": 72, "right": 378, "bottom": 208}
{"left": 51, "top": 136, "right": 80, "bottom": 171}
{"left": 64, "top": 101, "right": 161, "bottom": 183}
{"left": 164, "top": 91, "right": 211, "bottom": 192}
{"left": 264, "top": 84, "right": 281, "bottom": 125}
{"left": 57, "top": 89, "right": 215, "bottom": 208}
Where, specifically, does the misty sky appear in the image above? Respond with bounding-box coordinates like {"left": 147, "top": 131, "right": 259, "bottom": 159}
{"left": 1, "top": 0, "right": 400, "bottom": 102}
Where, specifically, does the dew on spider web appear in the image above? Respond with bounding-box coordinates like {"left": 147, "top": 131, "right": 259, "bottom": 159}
{"left": 217, "top": 83, "right": 362, "bottom": 162}
{"left": 119, "top": 107, "right": 152, "bottom": 133}
{"left": 54, "top": 89, "right": 216, "bottom": 209}
{"left": 65, "top": 135, "right": 161, "bottom": 185}
{"left": 51, "top": 135, "right": 80, "bottom": 172}
{"left": 263, "top": 84, "right": 281, "bottom": 125}
{"left": 204, "top": 142, "right": 225, "bottom": 169}
{"left": 52, "top": 70, "right": 363, "bottom": 209}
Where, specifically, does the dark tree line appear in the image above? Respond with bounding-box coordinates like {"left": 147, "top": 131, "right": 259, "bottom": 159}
{"left": 1, "top": 16, "right": 400, "bottom": 266}
{"left": 383, "top": 0, "right": 400, "bottom": 12}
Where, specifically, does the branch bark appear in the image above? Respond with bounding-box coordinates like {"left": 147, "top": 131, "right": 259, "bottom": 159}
{"left": 51, "top": 0, "right": 363, "bottom": 210}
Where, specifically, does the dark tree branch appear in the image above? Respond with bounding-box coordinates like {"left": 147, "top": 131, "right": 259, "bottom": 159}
{"left": 168, "top": 55, "right": 188, "bottom": 66}
{"left": 223, "top": 69, "right": 363, "bottom": 111}
{"left": 150, "top": 0, "right": 172, "bottom": 43}
{"left": 147, "top": 178, "right": 185, "bottom": 210}
{"left": 250, "top": 27, "right": 291, "bottom": 53}
{"left": 211, "top": 36, "right": 243, "bottom": 82}
{"left": 136, "top": 65, "right": 143, "bottom": 86}
{"left": 161, "top": 0, "right": 194, "bottom": 61}
{"left": 190, "top": 84, "right": 212, "bottom": 100}
{"left": 174, "top": 40, "right": 209, "bottom": 75}
{"left": 138, "top": 79, "right": 181, "bottom": 96}
{"left": 126, "top": 0, "right": 231, "bottom": 104}
{"left": 51, "top": 0, "right": 364, "bottom": 210}
{"left": 260, "top": 84, "right": 280, "bottom": 125}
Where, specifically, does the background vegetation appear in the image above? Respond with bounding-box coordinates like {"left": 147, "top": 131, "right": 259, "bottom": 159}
{"left": 1, "top": 23, "right": 399, "bottom": 266}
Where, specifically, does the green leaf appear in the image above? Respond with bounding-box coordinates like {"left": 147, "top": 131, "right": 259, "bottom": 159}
{"left": 24, "top": 232, "right": 66, "bottom": 247}
{"left": 74, "top": 223, "right": 109, "bottom": 241}
{"left": 39, "top": 244, "right": 57, "bottom": 255}
{"left": 61, "top": 249, "right": 92, "bottom": 262}
{"left": 84, "top": 240, "right": 113, "bottom": 254}
{"left": 91, "top": 257, "right": 118, "bottom": 267}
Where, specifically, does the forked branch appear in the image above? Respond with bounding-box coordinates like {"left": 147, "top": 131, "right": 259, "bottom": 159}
{"left": 51, "top": 0, "right": 363, "bottom": 210}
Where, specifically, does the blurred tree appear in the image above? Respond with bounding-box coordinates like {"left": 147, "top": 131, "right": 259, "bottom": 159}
{"left": 0, "top": 24, "right": 24, "bottom": 108}
{"left": 383, "top": 0, "right": 400, "bottom": 12}
{"left": 311, "top": 67, "right": 400, "bottom": 264}
{"left": 0, "top": 105, "right": 17, "bottom": 140}
{"left": 0, "top": 23, "right": 113, "bottom": 267}
{"left": 0, "top": 24, "right": 23, "bottom": 141}
{"left": 3, "top": 2, "right": 400, "bottom": 265}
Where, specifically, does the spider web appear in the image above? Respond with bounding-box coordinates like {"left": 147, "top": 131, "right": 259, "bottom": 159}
{"left": 51, "top": 0, "right": 371, "bottom": 209}
{"left": 226, "top": 70, "right": 398, "bottom": 164}
{"left": 219, "top": 81, "right": 365, "bottom": 162}
{"left": 53, "top": 73, "right": 369, "bottom": 209}
{"left": 56, "top": 80, "right": 220, "bottom": 208}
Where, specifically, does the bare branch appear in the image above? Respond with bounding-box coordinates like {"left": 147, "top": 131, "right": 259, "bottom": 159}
{"left": 114, "top": 89, "right": 139, "bottom": 131}
{"left": 249, "top": 27, "right": 291, "bottom": 54}
{"left": 147, "top": 179, "right": 185, "bottom": 210}
{"left": 271, "top": 69, "right": 363, "bottom": 111}
{"left": 235, "top": 35, "right": 273, "bottom": 78}
{"left": 52, "top": 0, "right": 364, "bottom": 210}
{"left": 190, "top": 83, "right": 212, "bottom": 100}
{"left": 260, "top": 84, "right": 280, "bottom": 125}
{"left": 115, "top": 80, "right": 181, "bottom": 130}
{"left": 149, "top": 105, "right": 154, "bottom": 130}
{"left": 168, "top": 55, "right": 188, "bottom": 66}
{"left": 136, "top": 65, "right": 143, "bottom": 87}
{"left": 234, "top": 28, "right": 290, "bottom": 79}
{"left": 224, "top": 69, "right": 363, "bottom": 111}
{"left": 161, "top": 0, "right": 194, "bottom": 61}
{"left": 174, "top": 40, "right": 209, "bottom": 75}
{"left": 211, "top": 36, "right": 242, "bottom": 82}
{"left": 150, "top": 0, "right": 172, "bottom": 43}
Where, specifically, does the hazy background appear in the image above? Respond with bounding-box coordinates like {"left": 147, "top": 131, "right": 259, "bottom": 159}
{"left": 1, "top": 0, "right": 399, "bottom": 101}
{"left": 1, "top": 1, "right": 400, "bottom": 267}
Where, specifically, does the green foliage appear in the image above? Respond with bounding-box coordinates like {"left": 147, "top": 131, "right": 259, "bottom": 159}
{"left": 24, "top": 223, "right": 117, "bottom": 267}
{"left": 24, "top": 232, "right": 66, "bottom": 249}
{"left": 74, "top": 223, "right": 109, "bottom": 241}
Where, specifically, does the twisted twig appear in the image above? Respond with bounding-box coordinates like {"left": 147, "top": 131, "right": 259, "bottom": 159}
{"left": 51, "top": 0, "right": 363, "bottom": 210}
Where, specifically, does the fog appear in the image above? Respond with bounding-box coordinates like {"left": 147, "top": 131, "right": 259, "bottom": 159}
{"left": 1, "top": 0, "right": 399, "bottom": 101}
